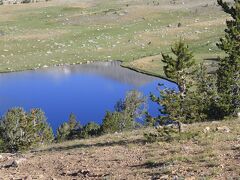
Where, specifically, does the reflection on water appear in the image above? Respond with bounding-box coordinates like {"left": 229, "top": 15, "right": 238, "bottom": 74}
{"left": 39, "top": 61, "right": 156, "bottom": 86}
{"left": 0, "top": 61, "right": 177, "bottom": 131}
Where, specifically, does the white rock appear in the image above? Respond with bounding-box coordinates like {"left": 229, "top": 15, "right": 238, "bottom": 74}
{"left": 216, "top": 126, "right": 230, "bottom": 133}
{"left": 203, "top": 127, "right": 210, "bottom": 133}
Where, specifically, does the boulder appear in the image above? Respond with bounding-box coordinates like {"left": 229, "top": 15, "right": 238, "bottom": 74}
{"left": 216, "top": 126, "right": 230, "bottom": 133}
{"left": 0, "top": 157, "right": 26, "bottom": 168}
{"left": 203, "top": 126, "right": 210, "bottom": 133}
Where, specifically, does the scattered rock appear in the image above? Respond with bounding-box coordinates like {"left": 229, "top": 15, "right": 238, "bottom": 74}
{"left": 195, "top": 30, "right": 201, "bottom": 34}
{"left": 0, "top": 157, "right": 27, "bottom": 169}
{"left": 216, "top": 126, "right": 230, "bottom": 133}
{"left": 61, "top": 169, "right": 91, "bottom": 177}
{"left": 232, "top": 144, "right": 240, "bottom": 150}
{"left": 160, "top": 175, "right": 169, "bottom": 179}
{"left": 185, "top": 177, "right": 196, "bottom": 180}
{"left": 12, "top": 157, "right": 27, "bottom": 168}
{"left": 0, "top": 30, "right": 4, "bottom": 36}
{"left": 25, "top": 175, "right": 33, "bottom": 180}
{"left": 203, "top": 126, "right": 210, "bottom": 133}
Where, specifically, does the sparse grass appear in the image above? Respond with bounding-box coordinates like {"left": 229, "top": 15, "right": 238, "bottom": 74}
{"left": 0, "top": 0, "right": 228, "bottom": 75}
{"left": 0, "top": 118, "right": 239, "bottom": 178}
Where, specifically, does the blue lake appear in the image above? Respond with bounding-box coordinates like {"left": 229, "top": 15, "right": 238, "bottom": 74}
{"left": 0, "top": 61, "right": 177, "bottom": 131}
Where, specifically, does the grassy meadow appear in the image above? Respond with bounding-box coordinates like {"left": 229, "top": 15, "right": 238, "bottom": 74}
{"left": 0, "top": 0, "right": 228, "bottom": 75}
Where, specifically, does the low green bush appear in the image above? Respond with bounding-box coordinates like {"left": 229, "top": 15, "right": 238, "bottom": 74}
{"left": 0, "top": 108, "right": 54, "bottom": 152}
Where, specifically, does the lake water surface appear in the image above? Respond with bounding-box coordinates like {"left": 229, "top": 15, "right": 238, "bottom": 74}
{"left": 0, "top": 61, "right": 177, "bottom": 131}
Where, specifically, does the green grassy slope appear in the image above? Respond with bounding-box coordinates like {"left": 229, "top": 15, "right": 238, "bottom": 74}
{"left": 0, "top": 0, "right": 228, "bottom": 75}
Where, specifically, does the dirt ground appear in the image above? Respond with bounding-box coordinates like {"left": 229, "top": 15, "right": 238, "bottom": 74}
{"left": 0, "top": 119, "right": 239, "bottom": 179}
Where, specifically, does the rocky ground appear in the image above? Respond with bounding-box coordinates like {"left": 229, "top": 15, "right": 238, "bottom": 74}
{"left": 0, "top": 118, "right": 239, "bottom": 179}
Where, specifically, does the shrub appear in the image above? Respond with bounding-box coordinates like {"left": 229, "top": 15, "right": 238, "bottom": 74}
{"left": 79, "top": 122, "right": 100, "bottom": 138}
{"left": 0, "top": 108, "right": 54, "bottom": 152}
{"left": 56, "top": 122, "right": 70, "bottom": 142}
{"left": 101, "top": 90, "right": 146, "bottom": 133}
{"left": 144, "top": 125, "right": 199, "bottom": 143}
{"left": 101, "top": 111, "right": 122, "bottom": 134}
{"left": 56, "top": 113, "right": 81, "bottom": 142}
{"left": 144, "top": 125, "right": 179, "bottom": 142}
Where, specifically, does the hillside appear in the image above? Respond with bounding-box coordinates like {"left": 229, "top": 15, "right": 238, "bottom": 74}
{"left": 0, "top": 0, "right": 228, "bottom": 75}
{"left": 0, "top": 118, "right": 239, "bottom": 179}
{"left": 0, "top": 0, "right": 239, "bottom": 179}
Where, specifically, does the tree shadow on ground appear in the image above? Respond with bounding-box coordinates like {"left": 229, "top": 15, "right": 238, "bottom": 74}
{"left": 37, "top": 138, "right": 147, "bottom": 153}
{"left": 131, "top": 161, "right": 166, "bottom": 169}
{"left": 131, "top": 162, "right": 170, "bottom": 180}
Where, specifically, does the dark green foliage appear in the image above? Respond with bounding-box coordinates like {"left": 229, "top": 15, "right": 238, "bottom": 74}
{"left": 67, "top": 113, "right": 81, "bottom": 139}
{"left": 145, "top": 112, "right": 157, "bottom": 126}
{"left": 144, "top": 125, "right": 199, "bottom": 143}
{"left": 216, "top": 0, "right": 240, "bottom": 117}
{"left": 115, "top": 90, "right": 147, "bottom": 121}
{"left": 56, "top": 122, "right": 70, "bottom": 142}
{"left": 0, "top": 108, "right": 54, "bottom": 152}
{"left": 150, "top": 41, "right": 199, "bottom": 132}
{"left": 101, "top": 90, "right": 146, "bottom": 133}
{"left": 155, "top": 126, "right": 179, "bottom": 142}
{"left": 22, "top": 0, "right": 31, "bottom": 3}
{"left": 56, "top": 114, "right": 101, "bottom": 140}
{"left": 68, "top": 113, "right": 80, "bottom": 130}
{"left": 79, "top": 122, "right": 100, "bottom": 138}
{"left": 0, "top": 138, "right": 4, "bottom": 152}
{"left": 194, "top": 64, "right": 225, "bottom": 120}
{"left": 144, "top": 125, "right": 180, "bottom": 142}
{"left": 101, "top": 111, "right": 122, "bottom": 134}
{"left": 56, "top": 113, "right": 81, "bottom": 142}
{"left": 151, "top": 88, "right": 205, "bottom": 126}
{"left": 162, "top": 40, "right": 195, "bottom": 97}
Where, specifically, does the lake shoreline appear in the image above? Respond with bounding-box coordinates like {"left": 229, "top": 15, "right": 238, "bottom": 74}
{"left": 0, "top": 59, "right": 177, "bottom": 84}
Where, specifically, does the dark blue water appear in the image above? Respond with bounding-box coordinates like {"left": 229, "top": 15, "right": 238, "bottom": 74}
{"left": 0, "top": 61, "right": 177, "bottom": 131}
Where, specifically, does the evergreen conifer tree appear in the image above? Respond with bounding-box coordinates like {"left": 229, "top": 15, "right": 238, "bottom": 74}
{"left": 151, "top": 40, "right": 197, "bottom": 132}
{"left": 56, "top": 122, "right": 70, "bottom": 142}
{"left": 0, "top": 108, "right": 54, "bottom": 152}
{"left": 161, "top": 40, "right": 195, "bottom": 98}
{"left": 68, "top": 113, "right": 80, "bottom": 130}
{"left": 216, "top": 0, "right": 240, "bottom": 116}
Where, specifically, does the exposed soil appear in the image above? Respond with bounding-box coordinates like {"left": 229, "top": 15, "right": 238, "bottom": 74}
{"left": 0, "top": 119, "right": 239, "bottom": 179}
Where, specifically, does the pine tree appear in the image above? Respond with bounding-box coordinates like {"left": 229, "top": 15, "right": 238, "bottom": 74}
{"left": 56, "top": 122, "right": 70, "bottom": 142}
{"left": 151, "top": 40, "right": 196, "bottom": 132}
{"left": 29, "top": 108, "right": 54, "bottom": 145}
{"left": 56, "top": 113, "right": 81, "bottom": 141}
{"left": 161, "top": 40, "right": 195, "bottom": 97}
{"left": 101, "top": 111, "right": 121, "bottom": 133}
{"left": 68, "top": 113, "right": 80, "bottom": 130}
{"left": 217, "top": 0, "right": 240, "bottom": 116}
{"left": 0, "top": 108, "right": 54, "bottom": 152}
